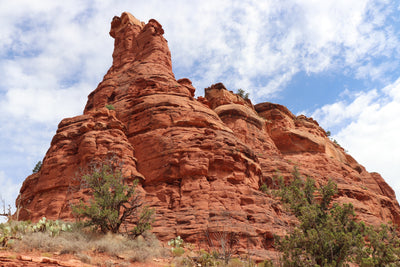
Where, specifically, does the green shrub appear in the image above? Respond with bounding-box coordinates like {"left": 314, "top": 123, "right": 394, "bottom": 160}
{"left": 258, "top": 259, "right": 274, "bottom": 267}
{"left": 105, "top": 104, "right": 115, "bottom": 110}
{"left": 71, "top": 156, "right": 147, "bottom": 234}
{"left": 32, "top": 160, "right": 42, "bottom": 173}
{"left": 172, "top": 247, "right": 185, "bottom": 257}
{"left": 130, "top": 206, "right": 155, "bottom": 238}
{"left": 272, "top": 168, "right": 400, "bottom": 266}
{"left": 236, "top": 88, "right": 249, "bottom": 100}
{"left": 359, "top": 223, "right": 400, "bottom": 266}
{"left": 259, "top": 183, "right": 269, "bottom": 194}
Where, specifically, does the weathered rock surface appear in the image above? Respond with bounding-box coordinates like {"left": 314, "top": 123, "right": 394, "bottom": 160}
{"left": 16, "top": 12, "right": 400, "bottom": 260}
{"left": 16, "top": 107, "right": 143, "bottom": 221}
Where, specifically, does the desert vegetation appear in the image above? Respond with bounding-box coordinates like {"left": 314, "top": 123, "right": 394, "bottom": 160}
{"left": 236, "top": 88, "right": 250, "bottom": 100}
{"left": 2, "top": 159, "right": 400, "bottom": 266}
{"left": 32, "top": 160, "right": 42, "bottom": 173}
{"left": 0, "top": 218, "right": 166, "bottom": 265}
{"left": 70, "top": 156, "right": 153, "bottom": 235}
{"left": 105, "top": 104, "right": 115, "bottom": 110}
{"left": 0, "top": 156, "right": 164, "bottom": 266}
{"left": 261, "top": 168, "right": 400, "bottom": 266}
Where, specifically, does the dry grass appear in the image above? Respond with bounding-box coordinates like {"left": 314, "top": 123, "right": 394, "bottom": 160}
{"left": 11, "top": 228, "right": 168, "bottom": 263}
{"left": 12, "top": 231, "right": 88, "bottom": 253}
{"left": 76, "top": 253, "right": 92, "bottom": 264}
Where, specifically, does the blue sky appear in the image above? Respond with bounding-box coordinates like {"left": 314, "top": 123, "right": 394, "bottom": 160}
{"left": 1, "top": 0, "right": 400, "bottom": 211}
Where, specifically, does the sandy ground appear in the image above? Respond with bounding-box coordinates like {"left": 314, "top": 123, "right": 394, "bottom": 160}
{"left": 0, "top": 249, "right": 171, "bottom": 266}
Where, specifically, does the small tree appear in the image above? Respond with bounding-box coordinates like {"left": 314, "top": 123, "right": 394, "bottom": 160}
{"left": 71, "top": 157, "right": 151, "bottom": 234}
{"left": 130, "top": 205, "right": 155, "bottom": 238}
{"left": 236, "top": 88, "right": 249, "bottom": 100}
{"left": 32, "top": 160, "right": 42, "bottom": 173}
{"left": 359, "top": 223, "right": 400, "bottom": 266}
{"left": 271, "top": 169, "right": 400, "bottom": 266}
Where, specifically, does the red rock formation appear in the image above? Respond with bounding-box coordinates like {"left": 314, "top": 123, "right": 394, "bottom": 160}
{"left": 16, "top": 12, "right": 400, "bottom": 260}
{"left": 16, "top": 108, "right": 143, "bottom": 221}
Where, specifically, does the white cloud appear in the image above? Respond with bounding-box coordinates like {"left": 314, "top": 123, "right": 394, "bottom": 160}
{"left": 311, "top": 89, "right": 380, "bottom": 128}
{"left": 0, "top": 7, "right": 114, "bottom": 123}
{"left": 161, "top": 0, "right": 400, "bottom": 100}
{"left": 312, "top": 77, "right": 400, "bottom": 199}
{"left": 0, "top": 84, "right": 88, "bottom": 123}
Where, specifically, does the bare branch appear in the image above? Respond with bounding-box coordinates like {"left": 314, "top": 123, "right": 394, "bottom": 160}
{"left": 0, "top": 197, "right": 12, "bottom": 220}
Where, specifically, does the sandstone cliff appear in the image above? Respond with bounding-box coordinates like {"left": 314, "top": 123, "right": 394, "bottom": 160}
{"left": 16, "top": 12, "right": 400, "bottom": 259}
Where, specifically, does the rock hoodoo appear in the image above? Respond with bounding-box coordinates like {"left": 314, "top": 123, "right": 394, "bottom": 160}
{"left": 16, "top": 12, "right": 400, "bottom": 259}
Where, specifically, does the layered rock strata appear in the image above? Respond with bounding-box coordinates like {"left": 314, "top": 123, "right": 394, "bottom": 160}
{"left": 16, "top": 12, "right": 400, "bottom": 259}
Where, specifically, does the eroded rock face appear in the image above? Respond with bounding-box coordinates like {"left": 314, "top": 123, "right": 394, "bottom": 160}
{"left": 16, "top": 108, "right": 143, "bottom": 221}
{"left": 16, "top": 12, "right": 400, "bottom": 260}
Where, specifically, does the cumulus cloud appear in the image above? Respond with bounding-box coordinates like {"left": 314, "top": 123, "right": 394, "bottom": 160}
{"left": 0, "top": 1, "right": 116, "bottom": 124}
{"left": 312, "top": 77, "right": 400, "bottom": 198}
{"left": 311, "top": 89, "right": 381, "bottom": 128}
{"left": 160, "top": 0, "right": 400, "bottom": 101}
